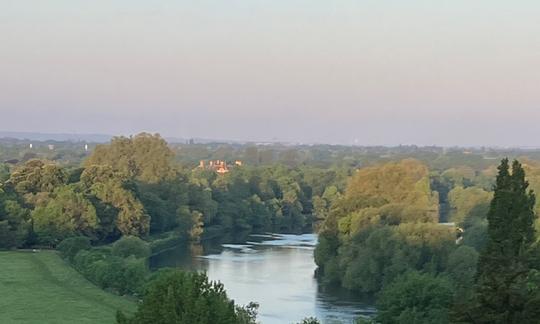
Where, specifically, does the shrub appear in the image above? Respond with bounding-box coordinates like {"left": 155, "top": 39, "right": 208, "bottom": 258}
{"left": 112, "top": 236, "right": 151, "bottom": 259}
{"left": 118, "top": 270, "right": 257, "bottom": 324}
{"left": 57, "top": 236, "right": 91, "bottom": 262}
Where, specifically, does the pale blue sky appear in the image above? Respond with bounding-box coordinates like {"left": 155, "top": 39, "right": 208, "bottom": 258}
{"left": 1, "top": 1, "right": 539, "bottom": 146}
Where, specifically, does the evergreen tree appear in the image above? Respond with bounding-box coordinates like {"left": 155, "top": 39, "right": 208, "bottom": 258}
{"left": 456, "top": 159, "right": 539, "bottom": 323}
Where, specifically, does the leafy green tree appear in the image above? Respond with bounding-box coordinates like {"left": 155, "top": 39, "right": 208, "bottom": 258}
{"left": 0, "top": 199, "right": 30, "bottom": 248}
{"left": 111, "top": 236, "right": 151, "bottom": 259}
{"left": 376, "top": 271, "right": 454, "bottom": 324}
{"left": 57, "top": 236, "right": 91, "bottom": 262}
{"left": 99, "top": 184, "right": 149, "bottom": 237}
{"left": 445, "top": 245, "right": 478, "bottom": 292}
{"left": 7, "top": 160, "right": 67, "bottom": 206}
{"left": 337, "top": 224, "right": 454, "bottom": 294}
{"left": 447, "top": 186, "right": 491, "bottom": 225}
{"left": 85, "top": 133, "right": 174, "bottom": 184}
{"left": 117, "top": 270, "right": 257, "bottom": 324}
{"left": 31, "top": 185, "right": 98, "bottom": 244}
{"left": 137, "top": 177, "right": 189, "bottom": 233}
{"left": 315, "top": 160, "right": 446, "bottom": 293}
{"left": 456, "top": 159, "right": 540, "bottom": 323}
{"left": 0, "top": 163, "right": 10, "bottom": 182}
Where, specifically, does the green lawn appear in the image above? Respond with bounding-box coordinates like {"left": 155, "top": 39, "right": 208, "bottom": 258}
{"left": 0, "top": 250, "right": 136, "bottom": 324}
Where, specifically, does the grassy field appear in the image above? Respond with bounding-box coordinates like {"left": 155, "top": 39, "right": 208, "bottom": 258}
{"left": 0, "top": 250, "right": 136, "bottom": 324}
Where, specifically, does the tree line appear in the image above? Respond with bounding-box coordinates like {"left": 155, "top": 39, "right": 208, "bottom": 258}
{"left": 315, "top": 158, "right": 540, "bottom": 323}
{"left": 0, "top": 133, "right": 348, "bottom": 249}
{"left": 3, "top": 133, "right": 540, "bottom": 323}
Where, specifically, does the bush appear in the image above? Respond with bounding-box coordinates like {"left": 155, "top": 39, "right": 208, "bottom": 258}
{"left": 112, "top": 236, "right": 151, "bottom": 259}
{"left": 73, "top": 249, "right": 108, "bottom": 275}
{"left": 72, "top": 248, "right": 148, "bottom": 295}
{"left": 376, "top": 271, "right": 454, "bottom": 324}
{"left": 57, "top": 236, "right": 91, "bottom": 262}
{"left": 118, "top": 270, "right": 257, "bottom": 324}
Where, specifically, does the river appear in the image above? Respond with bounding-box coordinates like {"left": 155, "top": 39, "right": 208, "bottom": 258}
{"left": 150, "top": 233, "right": 375, "bottom": 324}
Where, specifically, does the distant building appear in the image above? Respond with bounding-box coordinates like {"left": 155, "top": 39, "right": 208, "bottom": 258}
{"left": 48, "top": 144, "right": 54, "bottom": 150}
{"left": 197, "top": 159, "right": 243, "bottom": 174}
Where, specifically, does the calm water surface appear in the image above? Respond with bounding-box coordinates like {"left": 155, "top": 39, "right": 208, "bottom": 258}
{"left": 150, "top": 234, "right": 375, "bottom": 324}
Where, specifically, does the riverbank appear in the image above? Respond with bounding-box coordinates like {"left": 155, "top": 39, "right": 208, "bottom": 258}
{"left": 0, "top": 250, "right": 136, "bottom": 324}
{"left": 150, "top": 233, "right": 376, "bottom": 323}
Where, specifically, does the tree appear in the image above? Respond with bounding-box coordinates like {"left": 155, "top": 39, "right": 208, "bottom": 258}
{"left": 31, "top": 185, "right": 98, "bottom": 244}
{"left": 447, "top": 186, "right": 492, "bottom": 225}
{"left": 456, "top": 159, "right": 539, "bottom": 323}
{"left": 315, "top": 160, "right": 443, "bottom": 292}
{"left": 81, "top": 166, "right": 150, "bottom": 237}
{"left": 57, "top": 236, "right": 91, "bottom": 262}
{"left": 376, "top": 271, "right": 454, "bottom": 324}
{"left": 117, "top": 270, "right": 257, "bottom": 324}
{"left": 85, "top": 133, "right": 174, "bottom": 184}
{"left": 9, "top": 160, "right": 66, "bottom": 194}
{"left": 111, "top": 236, "right": 151, "bottom": 259}
{"left": 0, "top": 199, "right": 30, "bottom": 248}
{"left": 445, "top": 246, "right": 478, "bottom": 292}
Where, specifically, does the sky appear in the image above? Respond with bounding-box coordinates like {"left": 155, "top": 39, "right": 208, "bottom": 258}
{"left": 1, "top": 1, "right": 539, "bottom": 146}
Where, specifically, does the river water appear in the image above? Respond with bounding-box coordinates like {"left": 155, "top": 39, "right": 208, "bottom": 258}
{"left": 150, "top": 233, "right": 375, "bottom": 324}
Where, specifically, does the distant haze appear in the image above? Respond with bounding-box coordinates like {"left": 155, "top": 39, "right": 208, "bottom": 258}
{"left": 1, "top": 1, "right": 539, "bottom": 146}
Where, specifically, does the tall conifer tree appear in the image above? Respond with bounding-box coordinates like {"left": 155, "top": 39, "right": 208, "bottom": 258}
{"left": 459, "top": 159, "right": 538, "bottom": 323}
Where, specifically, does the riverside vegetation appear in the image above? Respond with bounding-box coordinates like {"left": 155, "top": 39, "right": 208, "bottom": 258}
{"left": 1, "top": 134, "right": 540, "bottom": 323}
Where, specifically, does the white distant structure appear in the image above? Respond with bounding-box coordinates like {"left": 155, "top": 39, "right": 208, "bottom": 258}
{"left": 48, "top": 144, "right": 54, "bottom": 150}
{"left": 84, "top": 144, "right": 88, "bottom": 151}
{"left": 29, "top": 143, "right": 33, "bottom": 149}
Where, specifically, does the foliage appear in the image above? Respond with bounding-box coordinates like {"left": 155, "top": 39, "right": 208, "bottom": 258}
{"left": 315, "top": 160, "right": 447, "bottom": 293}
{"left": 111, "top": 236, "right": 151, "bottom": 259}
{"left": 336, "top": 224, "right": 454, "bottom": 293}
{"left": 0, "top": 198, "right": 29, "bottom": 248}
{"left": 8, "top": 159, "right": 67, "bottom": 196}
{"left": 117, "top": 270, "right": 257, "bottom": 324}
{"left": 455, "top": 159, "right": 540, "bottom": 323}
{"left": 85, "top": 133, "right": 174, "bottom": 184}
{"left": 73, "top": 248, "right": 149, "bottom": 295}
{"left": 447, "top": 186, "right": 491, "bottom": 225}
{"left": 445, "top": 245, "right": 478, "bottom": 292}
{"left": 57, "top": 236, "right": 91, "bottom": 262}
{"left": 31, "top": 185, "right": 98, "bottom": 245}
{"left": 376, "top": 271, "right": 454, "bottom": 324}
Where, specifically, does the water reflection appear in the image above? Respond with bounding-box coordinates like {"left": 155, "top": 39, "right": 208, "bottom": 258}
{"left": 150, "top": 234, "right": 375, "bottom": 324}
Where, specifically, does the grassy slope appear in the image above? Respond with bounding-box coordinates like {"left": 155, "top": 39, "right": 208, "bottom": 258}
{"left": 0, "top": 251, "right": 136, "bottom": 324}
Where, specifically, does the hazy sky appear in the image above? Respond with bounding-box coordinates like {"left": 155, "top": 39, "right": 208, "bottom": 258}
{"left": 1, "top": 1, "right": 539, "bottom": 146}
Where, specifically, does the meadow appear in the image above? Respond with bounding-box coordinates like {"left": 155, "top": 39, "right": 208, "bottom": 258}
{"left": 0, "top": 251, "right": 136, "bottom": 324}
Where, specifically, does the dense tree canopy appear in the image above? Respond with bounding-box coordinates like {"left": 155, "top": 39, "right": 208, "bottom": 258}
{"left": 315, "top": 159, "right": 447, "bottom": 293}
{"left": 31, "top": 185, "right": 98, "bottom": 244}
{"left": 117, "top": 270, "right": 257, "bottom": 324}
{"left": 85, "top": 133, "right": 174, "bottom": 184}
{"left": 376, "top": 271, "right": 454, "bottom": 324}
